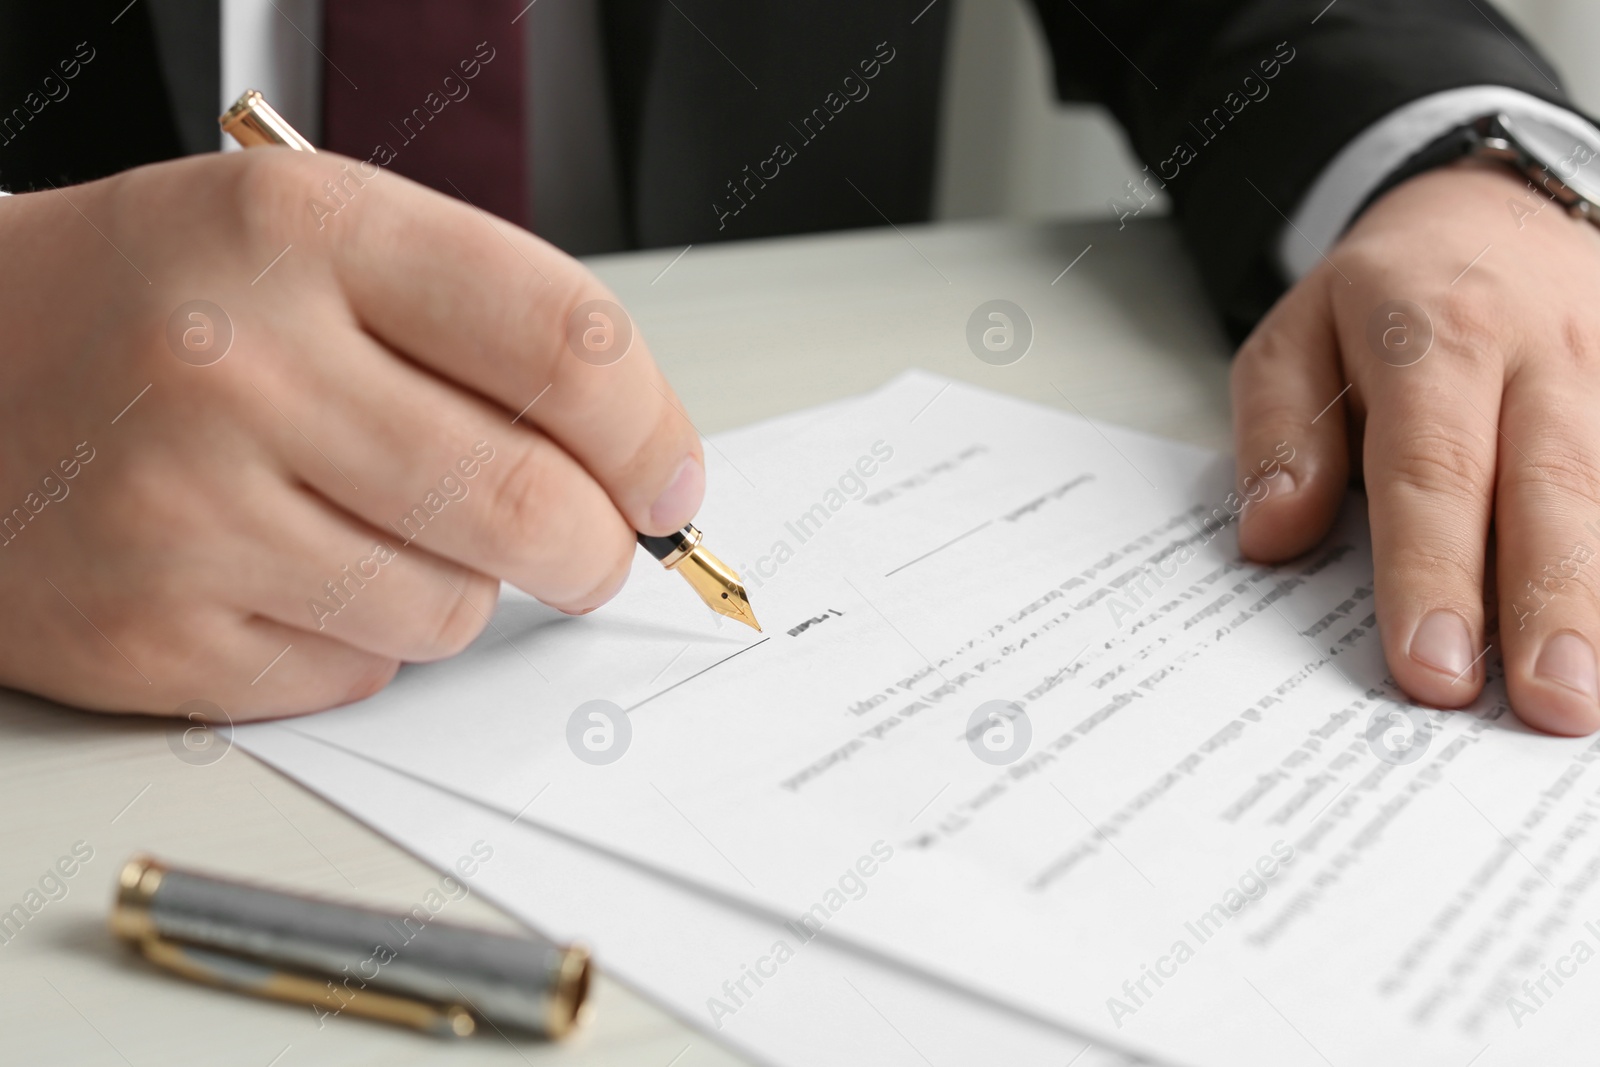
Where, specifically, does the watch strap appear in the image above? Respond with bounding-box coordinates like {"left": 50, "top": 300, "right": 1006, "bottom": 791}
{"left": 1351, "top": 118, "right": 1486, "bottom": 222}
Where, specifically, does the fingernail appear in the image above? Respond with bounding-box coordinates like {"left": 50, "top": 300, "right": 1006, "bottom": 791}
{"left": 1409, "top": 610, "right": 1474, "bottom": 679}
{"left": 651, "top": 455, "right": 704, "bottom": 531}
{"left": 1272, "top": 467, "right": 1297, "bottom": 496}
{"left": 1536, "top": 631, "right": 1598, "bottom": 701}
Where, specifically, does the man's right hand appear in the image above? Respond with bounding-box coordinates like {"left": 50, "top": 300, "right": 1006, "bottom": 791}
{"left": 0, "top": 149, "right": 705, "bottom": 719}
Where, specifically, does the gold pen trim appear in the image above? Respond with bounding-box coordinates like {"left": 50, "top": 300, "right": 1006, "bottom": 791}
{"left": 110, "top": 855, "right": 590, "bottom": 1040}
{"left": 545, "top": 942, "right": 593, "bottom": 1038}
{"left": 138, "top": 934, "right": 477, "bottom": 1037}
{"left": 113, "top": 857, "right": 470, "bottom": 1037}
{"left": 219, "top": 89, "right": 317, "bottom": 152}
{"left": 657, "top": 525, "right": 703, "bottom": 569}
{"left": 110, "top": 853, "right": 162, "bottom": 942}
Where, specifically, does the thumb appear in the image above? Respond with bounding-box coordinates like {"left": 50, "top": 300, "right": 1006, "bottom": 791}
{"left": 1230, "top": 270, "right": 1350, "bottom": 562}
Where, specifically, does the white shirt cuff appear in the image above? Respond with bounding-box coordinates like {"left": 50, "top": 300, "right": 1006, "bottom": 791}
{"left": 1279, "top": 86, "right": 1600, "bottom": 281}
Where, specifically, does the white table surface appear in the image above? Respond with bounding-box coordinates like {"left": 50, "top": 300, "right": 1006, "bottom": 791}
{"left": 0, "top": 215, "right": 1233, "bottom": 1066}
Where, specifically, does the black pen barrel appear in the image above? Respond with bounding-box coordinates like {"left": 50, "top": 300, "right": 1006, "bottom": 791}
{"left": 637, "top": 527, "right": 696, "bottom": 561}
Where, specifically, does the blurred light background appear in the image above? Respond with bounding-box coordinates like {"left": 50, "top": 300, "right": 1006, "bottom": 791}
{"left": 934, "top": 0, "right": 1600, "bottom": 222}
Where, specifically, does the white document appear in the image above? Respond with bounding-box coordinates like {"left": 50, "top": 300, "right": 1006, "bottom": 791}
{"left": 239, "top": 372, "right": 1600, "bottom": 1067}
{"left": 240, "top": 723, "right": 1140, "bottom": 1067}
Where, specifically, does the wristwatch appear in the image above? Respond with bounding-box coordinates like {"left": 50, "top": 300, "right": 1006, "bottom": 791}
{"left": 1360, "top": 111, "right": 1600, "bottom": 226}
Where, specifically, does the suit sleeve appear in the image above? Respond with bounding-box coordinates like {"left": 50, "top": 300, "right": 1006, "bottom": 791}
{"left": 0, "top": 0, "right": 187, "bottom": 191}
{"left": 1026, "top": 0, "right": 1571, "bottom": 341}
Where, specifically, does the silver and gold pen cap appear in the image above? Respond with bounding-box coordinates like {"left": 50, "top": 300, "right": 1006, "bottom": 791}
{"left": 111, "top": 854, "right": 591, "bottom": 1039}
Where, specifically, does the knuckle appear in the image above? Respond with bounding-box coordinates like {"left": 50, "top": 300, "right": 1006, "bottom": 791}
{"left": 1233, "top": 323, "right": 1293, "bottom": 376}
{"left": 621, "top": 395, "right": 690, "bottom": 488}
{"left": 514, "top": 269, "right": 593, "bottom": 366}
{"left": 1426, "top": 295, "right": 1505, "bottom": 370}
{"left": 1555, "top": 316, "right": 1600, "bottom": 373}
{"left": 1521, "top": 445, "right": 1600, "bottom": 516}
{"left": 1231, "top": 399, "right": 1299, "bottom": 450}
{"left": 1379, "top": 423, "right": 1495, "bottom": 501}
{"left": 98, "top": 453, "right": 196, "bottom": 550}
{"left": 544, "top": 270, "right": 642, "bottom": 374}
{"left": 481, "top": 445, "right": 560, "bottom": 562}
{"left": 227, "top": 149, "right": 350, "bottom": 248}
{"left": 1345, "top": 285, "right": 1501, "bottom": 377}
{"left": 1229, "top": 334, "right": 1304, "bottom": 404}
{"left": 549, "top": 272, "right": 598, "bottom": 335}
{"left": 1228, "top": 345, "right": 1260, "bottom": 393}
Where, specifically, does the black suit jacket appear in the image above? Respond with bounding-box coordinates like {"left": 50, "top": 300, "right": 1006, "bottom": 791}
{"left": 0, "top": 0, "right": 1571, "bottom": 338}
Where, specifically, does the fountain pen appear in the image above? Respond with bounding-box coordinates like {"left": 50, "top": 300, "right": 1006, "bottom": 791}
{"left": 220, "top": 90, "right": 762, "bottom": 632}
{"left": 637, "top": 527, "right": 760, "bottom": 631}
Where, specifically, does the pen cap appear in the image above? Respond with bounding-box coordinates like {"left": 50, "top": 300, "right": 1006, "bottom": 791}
{"left": 112, "top": 855, "right": 589, "bottom": 1037}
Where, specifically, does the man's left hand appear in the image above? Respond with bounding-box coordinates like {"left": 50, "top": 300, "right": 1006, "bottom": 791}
{"left": 1231, "top": 161, "right": 1600, "bottom": 735}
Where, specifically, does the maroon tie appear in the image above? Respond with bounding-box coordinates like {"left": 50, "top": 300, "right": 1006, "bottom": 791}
{"left": 322, "top": 0, "right": 527, "bottom": 227}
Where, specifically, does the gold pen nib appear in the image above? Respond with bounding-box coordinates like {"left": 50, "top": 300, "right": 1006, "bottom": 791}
{"left": 671, "top": 543, "right": 762, "bottom": 631}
